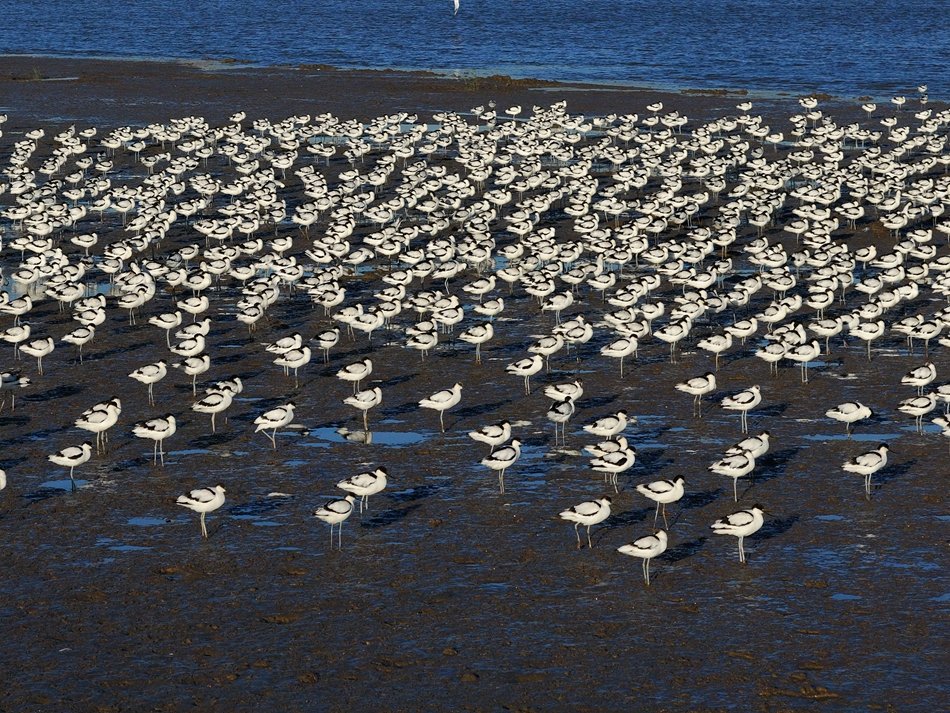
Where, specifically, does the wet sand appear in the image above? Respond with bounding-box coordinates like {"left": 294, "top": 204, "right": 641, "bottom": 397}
{"left": 1, "top": 56, "right": 949, "bottom": 712}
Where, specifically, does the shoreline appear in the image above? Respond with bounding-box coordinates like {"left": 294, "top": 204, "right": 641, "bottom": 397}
{"left": 0, "top": 54, "right": 925, "bottom": 130}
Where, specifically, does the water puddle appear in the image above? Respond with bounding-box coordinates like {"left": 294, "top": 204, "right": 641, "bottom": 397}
{"left": 127, "top": 517, "right": 168, "bottom": 526}
{"left": 801, "top": 433, "right": 903, "bottom": 442}
{"left": 97, "top": 537, "right": 151, "bottom": 552}
{"left": 40, "top": 479, "right": 88, "bottom": 490}
{"left": 304, "top": 427, "right": 427, "bottom": 446}
{"left": 830, "top": 593, "right": 862, "bottom": 601}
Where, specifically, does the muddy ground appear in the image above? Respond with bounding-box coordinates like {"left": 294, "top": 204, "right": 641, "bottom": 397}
{"left": 0, "top": 57, "right": 948, "bottom": 712}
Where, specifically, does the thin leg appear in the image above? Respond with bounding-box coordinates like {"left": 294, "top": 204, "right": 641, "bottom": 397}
{"left": 587, "top": 525, "right": 593, "bottom": 549}
{"left": 575, "top": 523, "right": 581, "bottom": 549}
{"left": 733, "top": 478, "right": 738, "bottom": 502}
{"left": 738, "top": 536, "right": 745, "bottom": 563}
{"left": 201, "top": 511, "right": 207, "bottom": 537}
{"left": 440, "top": 411, "right": 445, "bottom": 433}
{"left": 653, "top": 501, "right": 660, "bottom": 526}
{"left": 662, "top": 503, "right": 669, "bottom": 530}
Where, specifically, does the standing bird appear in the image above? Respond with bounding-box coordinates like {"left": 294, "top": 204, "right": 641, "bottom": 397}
{"left": 458, "top": 322, "right": 493, "bottom": 364}
{"left": 825, "top": 402, "right": 873, "bottom": 438}
{"left": 480, "top": 438, "right": 521, "bottom": 493}
{"left": 583, "top": 410, "right": 630, "bottom": 438}
{"left": 343, "top": 387, "right": 382, "bottom": 432}
{"left": 19, "top": 336, "right": 55, "bottom": 376}
{"left": 547, "top": 397, "right": 575, "bottom": 446}
{"left": 709, "top": 449, "right": 756, "bottom": 502}
{"left": 468, "top": 420, "right": 512, "bottom": 453}
{"left": 842, "top": 443, "right": 889, "bottom": 499}
{"left": 314, "top": 494, "right": 356, "bottom": 550}
{"left": 192, "top": 389, "right": 233, "bottom": 433}
{"left": 76, "top": 397, "right": 122, "bottom": 452}
{"left": 618, "top": 530, "right": 668, "bottom": 586}
{"left": 636, "top": 476, "right": 685, "bottom": 529}
{"left": 0, "top": 370, "right": 31, "bottom": 412}
{"left": 48, "top": 442, "right": 93, "bottom": 491}
{"left": 176, "top": 484, "right": 226, "bottom": 538}
{"left": 254, "top": 402, "right": 296, "bottom": 449}
{"left": 675, "top": 372, "right": 716, "bottom": 417}
{"left": 336, "top": 467, "right": 389, "bottom": 513}
{"left": 721, "top": 385, "right": 762, "bottom": 434}
{"left": 336, "top": 358, "right": 372, "bottom": 393}
{"left": 559, "top": 497, "right": 612, "bottom": 549}
{"left": 419, "top": 383, "right": 463, "bottom": 433}
{"left": 129, "top": 360, "right": 167, "bottom": 406}
{"left": 711, "top": 506, "right": 766, "bottom": 564}
{"left": 506, "top": 354, "right": 544, "bottom": 395}
{"left": 132, "top": 414, "right": 177, "bottom": 465}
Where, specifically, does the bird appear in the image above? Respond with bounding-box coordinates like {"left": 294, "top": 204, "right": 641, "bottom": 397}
{"left": 468, "top": 420, "right": 512, "bottom": 453}
{"left": 274, "top": 346, "right": 312, "bottom": 386}
{"left": 453, "top": 0, "right": 459, "bottom": 14}
{"left": 675, "top": 372, "right": 716, "bottom": 417}
{"left": 826, "top": 402, "right": 873, "bottom": 438}
{"left": 314, "top": 494, "right": 356, "bottom": 550}
{"left": 336, "top": 358, "right": 372, "bottom": 393}
{"left": 547, "top": 397, "right": 575, "bottom": 446}
{"left": 254, "top": 403, "right": 296, "bottom": 449}
{"left": 19, "top": 336, "right": 54, "bottom": 376}
{"left": 842, "top": 443, "right": 889, "bottom": 499}
{"left": 559, "top": 497, "right": 612, "bottom": 549}
{"left": 636, "top": 476, "right": 686, "bottom": 529}
{"left": 721, "top": 385, "right": 762, "bottom": 433}
{"left": 709, "top": 450, "right": 756, "bottom": 501}
{"left": 725, "top": 431, "right": 772, "bottom": 459}
{"left": 48, "top": 442, "right": 93, "bottom": 491}
{"left": 172, "top": 354, "right": 211, "bottom": 395}
{"left": 711, "top": 506, "right": 766, "bottom": 564}
{"left": 0, "top": 370, "right": 31, "bottom": 411}
{"left": 458, "top": 322, "right": 493, "bottom": 364}
{"left": 617, "top": 530, "right": 668, "bottom": 586}
{"left": 129, "top": 360, "right": 167, "bottom": 406}
{"left": 902, "top": 362, "right": 937, "bottom": 396}
{"left": 583, "top": 410, "right": 630, "bottom": 438}
{"left": 897, "top": 393, "right": 937, "bottom": 434}
{"left": 419, "top": 383, "right": 463, "bottom": 433}
{"left": 336, "top": 467, "right": 389, "bottom": 513}
{"left": 192, "top": 389, "right": 233, "bottom": 433}
{"left": 480, "top": 438, "right": 521, "bottom": 493}
{"left": 176, "top": 484, "right": 226, "bottom": 538}
{"left": 132, "top": 414, "right": 177, "bottom": 465}
{"left": 506, "top": 354, "right": 544, "bottom": 395}
{"left": 785, "top": 340, "right": 821, "bottom": 383}
{"left": 544, "top": 379, "right": 583, "bottom": 403}
{"left": 76, "top": 397, "right": 122, "bottom": 452}
{"left": 590, "top": 444, "right": 637, "bottom": 492}
{"left": 344, "top": 387, "right": 382, "bottom": 432}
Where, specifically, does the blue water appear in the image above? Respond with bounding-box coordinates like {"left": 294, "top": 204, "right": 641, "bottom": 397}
{"left": 1, "top": 0, "right": 946, "bottom": 97}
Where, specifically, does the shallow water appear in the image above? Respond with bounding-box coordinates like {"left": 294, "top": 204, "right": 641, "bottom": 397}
{"left": 1, "top": 0, "right": 947, "bottom": 96}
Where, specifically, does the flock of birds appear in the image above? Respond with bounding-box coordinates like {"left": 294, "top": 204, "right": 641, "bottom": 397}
{"left": 0, "top": 86, "right": 949, "bottom": 583}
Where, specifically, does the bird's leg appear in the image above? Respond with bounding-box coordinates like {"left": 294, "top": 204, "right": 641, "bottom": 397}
{"left": 587, "top": 526, "right": 593, "bottom": 550}
{"left": 662, "top": 504, "right": 669, "bottom": 530}
{"left": 575, "top": 523, "right": 581, "bottom": 549}
{"left": 733, "top": 478, "right": 738, "bottom": 502}
{"left": 738, "top": 537, "right": 745, "bottom": 563}
{"left": 363, "top": 410, "right": 369, "bottom": 432}
{"left": 201, "top": 512, "right": 207, "bottom": 538}
{"left": 338, "top": 522, "right": 343, "bottom": 550}
{"left": 440, "top": 411, "right": 445, "bottom": 433}
{"left": 653, "top": 502, "right": 660, "bottom": 527}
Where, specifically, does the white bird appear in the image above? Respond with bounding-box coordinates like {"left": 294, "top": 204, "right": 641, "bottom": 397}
{"left": 314, "top": 494, "right": 356, "bottom": 549}
{"left": 675, "top": 372, "right": 716, "bottom": 417}
{"left": 458, "top": 322, "right": 493, "bottom": 364}
{"left": 590, "top": 446, "right": 637, "bottom": 491}
{"left": 76, "top": 397, "right": 121, "bottom": 452}
{"left": 177, "top": 484, "right": 226, "bottom": 538}
{"left": 842, "top": 443, "right": 889, "bottom": 499}
{"left": 480, "top": 438, "right": 521, "bottom": 493}
{"left": 583, "top": 410, "right": 630, "bottom": 438}
{"left": 506, "top": 354, "right": 544, "bottom": 395}
{"left": 826, "top": 402, "right": 873, "bottom": 438}
{"left": 897, "top": 393, "right": 937, "bottom": 434}
{"left": 132, "top": 414, "right": 177, "bottom": 465}
{"left": 19, "top": 336, "right": 54, "bottom": 376}
{"left": 336, "top": 358, "right": 372, "bottom": 393}
{"left": 129, "top": 360, "right": 167, "bottom": 406}
{"left": 725, "top": 431, "right": 772, "bottom": 459}
{"left": 314, "top": 328, "right": 340, "bottom": 363}
{"left": 192, "top": 389, "right": 233, "bottom": 433}
{"left": 344, "top": 387, "right": 383, "bottom": 431}
{"left": 636, "top": 476, "right": 686, "bottom": 529}
{"left": 274, "top": 346, "right": 312, "bottom": 386}
{"left": 453, "top": 0, "right": 459, "bottom": 14}
{"left": 419, "top": 383, "right": 463, "bottom": 433}
{"left": 48, "top": 442, "right": 93, "bottom": 491}
{"left": 254, "top": 402, "right": 296, "bottom": 449}
{"left": 0, "top": 370, "right": 31, "bottom": 412}
{"left": 336, "top": 467, "right": 389, "bottom": 513}
{"left": 711, "top": 506, "right": 766, "bottom": 563}
{"left": 617, "top": 530, "right": 668, "bottom": 585}
{"left": 559, "top": 497, "right": 612, "bottom": 549}
{"left": 544, "top": 379, "right": 583, "bottom": 403}
{"left": 721, "top": 385, "right": 762, "bottom": 434}
{"left": 468, "top": 420, "right": 512, "bottom": 452}
{"left": 547, "top": 397, "right": 575, "bottom": 446}
{"left": 172, "top": 354, "right": 211, "bottom": 395}
{"left": 709, "top": 450, "right": 756, "bottom": 501}
{"left": 902, "top": 362, "right": 936, "bottom": 395}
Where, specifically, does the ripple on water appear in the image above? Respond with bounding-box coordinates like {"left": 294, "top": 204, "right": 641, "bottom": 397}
{"left": 127, "top": 517, "right": 168, "bottom": 526}
{"left": 304, "top": 427, "right": 427, "bottom": 447}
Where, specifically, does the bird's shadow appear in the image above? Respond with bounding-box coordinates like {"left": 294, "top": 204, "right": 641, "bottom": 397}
{"left": 26, "top": 384, "right": 85, "bottom": 402}
{"left": 751, "top": 514, "right": 799, "bottom": 542}
{"left": 454, "top": 399, "right": 513, "bottom": 421}
{"left": 386, "top": 482, "right": 448, "bottom": 504}
{"left": 577, "top": 394, "right": 620, "bottom": 411}
{"left": 359, "top": 502, "right": 423, "bottom": 529}
{"left": 663, "top": 536, "right": 708, "bottom": 563}
{"left": 875, "top": 458, "right": 916, "bottom": 488}
{"left": 679, "top": 488, "right": 723, "bottom": 510}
